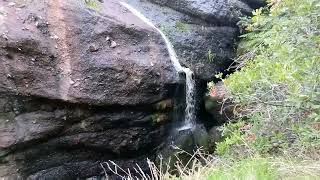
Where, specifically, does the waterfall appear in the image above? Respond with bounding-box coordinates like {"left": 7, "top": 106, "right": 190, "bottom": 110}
{"left": 120, "top": 2, "right": 196, "bottom": 130}
{"left": 179, "top": 68, "right": 196, "bottom": 130}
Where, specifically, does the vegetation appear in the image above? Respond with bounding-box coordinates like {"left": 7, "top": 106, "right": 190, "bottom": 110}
{"left": 207, "top": 50, "right": 216, "bottom": 62}
{"left": 159, "top": 21, "right": 189, "bottom": 38}
{"left": 216, "top": 0, "right": 320, "bottom": 160}
{"left": 102, "top": 150, "right": 320, "bottom": 180}
{"left": 84, "top": 0, "right": 101, "bottom": 11}
{"left": 204, "top": 0, "right": 319, "bottom": 179}
{"left": 175, "top": 21, "right": 189, "bottom": 32}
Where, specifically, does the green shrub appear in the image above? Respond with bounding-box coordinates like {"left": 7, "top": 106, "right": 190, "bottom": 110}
{"left": 215, "top": 121, "right": 245, "bottom": 156}
{"left": 214, "top": 0, "right": 320, "bottom": 158}
{"left": 207, "top": 158, "right": 277, "bottom": 180}
{"left": 85, "top": 0, "right": 101, "bottom": 11}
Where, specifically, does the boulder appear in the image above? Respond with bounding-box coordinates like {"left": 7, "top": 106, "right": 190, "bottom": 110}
{"left": 0, "top": 0, "right": 178, "bottom": 106}
{"left": 157, "top": 124, "right": 209, "bottom": 171}
{"left": 0, "top": 0, "right": 178, "bottom": 179}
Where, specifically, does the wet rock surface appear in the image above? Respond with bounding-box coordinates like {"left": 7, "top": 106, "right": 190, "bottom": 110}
{"left": 124, "top": 0, "right": 265, "bottom": 81}
{"left": 147, "top": 0, "right": 252, "bottom": 25}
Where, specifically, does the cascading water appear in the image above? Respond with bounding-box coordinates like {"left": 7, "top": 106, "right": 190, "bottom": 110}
{"left": 178, "top": 68, "right": 196, "bottom": 131}
{"left": 120, "top": 2, "right": 196, "bottom": 131}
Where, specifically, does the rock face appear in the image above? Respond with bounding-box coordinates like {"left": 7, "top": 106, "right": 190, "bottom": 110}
{"left": 0, "top": 95, "right": 172, "bottom": 179}
{"left": 0, "top": 0, "right": 178, "bottom": 106}
{"left": 124, "top": 0, "right": 265, "bottom": 81}
{"left": 0, "top": 0, "right": 178, "bottom": 179}
{"left": 0, "top": 0, "right": 264, "bottom": 179}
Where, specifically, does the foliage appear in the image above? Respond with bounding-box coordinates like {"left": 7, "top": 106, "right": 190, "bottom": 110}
{"left": 215, "top": 121, "right": 245, "bottom": 156}
{"left": 159, "top": 21, "right": 189, "bottom": 38}
{"left": 102, "top": 150, "right": 320, "bottom": 180}
{"left": 206, "top": 158, "right": 277, "bottom": 180}
{"left": 213, "top": 0, "right": 320, "bottom": 158}
{"left": 85, "top": 0, "right": 101, "bottom": 11}
{"left": 175, "top": 21, "right": 189, "bottom": 32}
{"left": 207, "top": 50, "right": 216, "bottom": 62}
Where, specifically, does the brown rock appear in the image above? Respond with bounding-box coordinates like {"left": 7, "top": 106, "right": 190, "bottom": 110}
{"left": 0, "top": 0, "right": 178, "bottom": 106}
{"left": 0, "top": 0, "right": 177, "bottom": 178}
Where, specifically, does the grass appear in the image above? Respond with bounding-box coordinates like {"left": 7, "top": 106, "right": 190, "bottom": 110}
{"left": 101, "top": 148, "right": 320, "bottom": 180}
{"left": 170, "top": 151, "right": 320, "bottom": 180}
{"left": 206, "top": 158, "right": 320, "bottom": 180}
{"left": 207, "top": 158, "right": 277, "bottom": 180}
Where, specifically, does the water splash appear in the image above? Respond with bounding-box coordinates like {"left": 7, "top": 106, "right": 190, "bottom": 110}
{"left": 120, "top": 2, "right": 196, "bottom": 131}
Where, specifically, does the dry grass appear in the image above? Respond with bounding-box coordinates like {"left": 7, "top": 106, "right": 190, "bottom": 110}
{"left": 100, "top": 147, "right": 320, "bottom": 180}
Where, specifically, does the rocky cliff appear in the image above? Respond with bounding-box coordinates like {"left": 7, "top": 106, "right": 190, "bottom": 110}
{"left": 126, "top": 0, "right": 264, "bottom": 81}
{"left": 0, "top": 0, "right": 263, "bottom": 179}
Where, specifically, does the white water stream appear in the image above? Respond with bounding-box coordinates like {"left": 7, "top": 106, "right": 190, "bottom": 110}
{"left": 120, "top": 2, "right": 196, "bottom": 130}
